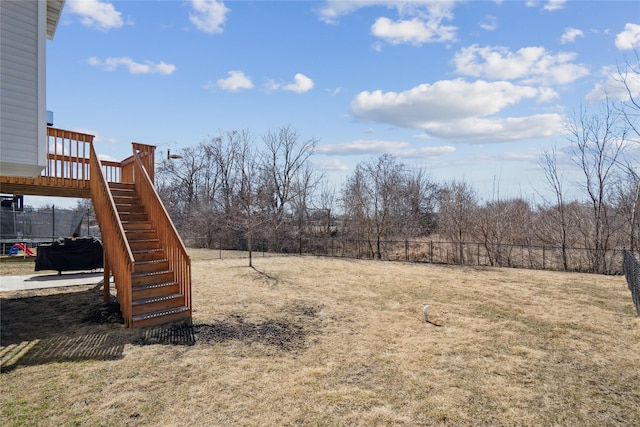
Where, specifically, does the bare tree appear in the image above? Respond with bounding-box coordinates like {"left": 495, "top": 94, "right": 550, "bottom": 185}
{"left": 436, "top": 180, "right": 478, "bottom": 263}
{"left": 538, "top": 146, "right": 571, "bottom": 270}
{"left": 341, "top": 154, "right": 408, "bottom": 259}
{"left": 290, "top": 162, "right": 321, "bottom": 238}
{"left": 477, "top": 198, "right": 533, "bottom": 267}
{"left": 258, "top": 126, "right": 318, "bottom": 247}
{"left": 568, "top": 100, "right": 629, "bottom": 272}
{"left": 235, "top": 135, "right": 261, "bottom": 266}
{"left": 612, "top": 48, "right": 640, "bottom": 141}
{"left": 402, "top": 168, "right": 438, "bottom": 237}
{"left": 156, "top": 144, "right": 212, "bottom": 239}
{"left": 313, "top": 181, "right": 338, "bottom": 236}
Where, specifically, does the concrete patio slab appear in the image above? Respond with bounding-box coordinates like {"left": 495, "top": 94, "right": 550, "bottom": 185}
{"left": 0, "top": 272, "right": 103, "bottom": 292}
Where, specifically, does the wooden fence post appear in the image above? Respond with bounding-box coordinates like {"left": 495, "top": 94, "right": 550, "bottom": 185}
{"left": 405, "top": 240, "right": 409, "bottom": 262}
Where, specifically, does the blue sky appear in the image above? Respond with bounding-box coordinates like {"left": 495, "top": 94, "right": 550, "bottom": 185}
{"left": 41, "top": 0, "right": 640, "bottom": 208}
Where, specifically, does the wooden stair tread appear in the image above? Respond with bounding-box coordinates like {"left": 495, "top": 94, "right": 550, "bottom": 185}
{"left": 135, "top": 259, "right": 168, "bottom": 265}
{"left": 132, "top": 293, "right": 183, "bottom": 306}
{"left": 132, "top": 280, "right": 178, "bottom": 291}
{"left": 132, "top": 305, "right": 191, "bottom": 324}
{"left": 132, "top": 247, "right": 163, "bottom": 253}
{"left": 122, "top": 222, "right": 153, "bottom": 228}
{"left": 132, "top": 269, "right": 172, "bottom": 278}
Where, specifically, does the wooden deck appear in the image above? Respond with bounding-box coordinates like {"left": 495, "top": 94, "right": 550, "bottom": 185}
{"left": 0, "top": 128, "right": 126, "bottom": 198}
{"left": 1, "top": 127, "right": 190, "bottom": 328}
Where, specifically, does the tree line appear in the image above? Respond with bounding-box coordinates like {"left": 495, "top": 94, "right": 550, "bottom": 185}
{"left": 156, "top": 63, "right": 639, "bottom": 273}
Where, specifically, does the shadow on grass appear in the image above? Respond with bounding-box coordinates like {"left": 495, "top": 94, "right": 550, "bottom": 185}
{"left": 0, "top": 284, "right": 131, "bottom": 373}
{"left": 1, "top": 285, "right": 324, "bottom": 372}
{"left": 250, "top": 265, "right": 279, "bottom": 284}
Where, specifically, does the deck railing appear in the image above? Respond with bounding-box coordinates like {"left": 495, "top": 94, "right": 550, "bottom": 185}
{"left": 132, "top": 147, "right": 192, "bottom": 312}
{"left": 2, "top": 127, "right": 191, "bottom": 326}
{"left": 0, "top": 128, "right": 94, "bottom": 196}
{"left": 45, "top": 128, "right": 92, "bottom": 183}
{"left": 45, "top": 127, "right": 134, "bottom": 187}
{"left": 89, "top": 141, "right": 135, "bottom": 327}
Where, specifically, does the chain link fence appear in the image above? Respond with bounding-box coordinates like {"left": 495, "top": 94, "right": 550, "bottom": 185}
{"left": 623, "top": 250, "right": 640, "bottom": 317}
{"left": 184, "top": 234, "right": 627, "bottom": 275}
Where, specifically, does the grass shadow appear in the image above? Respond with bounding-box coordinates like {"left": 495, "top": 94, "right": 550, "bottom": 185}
{"left": 1, "top": 284, "right": 325, "bottom": 372}
{"left": 0, "top": 285, "right": 131, "bottom": 373}
{"left": 250, "top": 265, "right": 279, "bottom": 284}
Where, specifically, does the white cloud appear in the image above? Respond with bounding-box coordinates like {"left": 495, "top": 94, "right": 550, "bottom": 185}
{"left": 271, "top": 73, "right": 314, "bottom": 94}
{"left": 560, "top": 27, "right": 584, "bottom": 44}
{"left": 371, "top": 17, "right": 456, "bottom": 45}
{"left": 66, "top": 0, "right": 124, "bottom": 31}
{"left": 495, "top": 152, "right": 540, "bottom": 162}
{"left": 525, "top": 0, "right": 566, "bottom": 11}
{"left": 215, "top": 70, "right": 254, "bottom": 91}
{"left": 537, "top": 87, "right": 560, "bottom": 103}
{"left": 418, "top": 115, "right": 564, "bottom": 143}
{"left": 585, "top": 65, "right": 640, "bottom": 103}
{"left": 313, "top": 158, "right": 349, "bottom": 172}
{"left": 615, "top": 23, "right": 640, "bottom": 51}
{"left": 396, "top": 145, "right": 456, "bottom": 158}
{"left": 317, "top": 140, "right": 455, "bottom": 158}
{"left": 88, "top": 57, "right": 176, "bottom": 75}
{"left": 317, "top": 140, "right": 412, "bottom": 155}
{"left": 189, "top": 0, "right": 229, "bottom": 34}
{"left": 350, "top": 79, "right": 565, "bottom": 142}
{"left": 318, "top": 1, "right": 457, "bottom": 45}
{"left": 543, "top": 0, "right": 566, "bottom": 11}
{"left": 453, "top": 45, "right": 589, "bottom": 85}
{"left": 479, "top": 15, "right": 497, "bottom": 31}
{"left": 352, "top": 79, "right": 540, "bottom": 123}
{"left": 317, "top": 0, "right": 385, "bottom": 24}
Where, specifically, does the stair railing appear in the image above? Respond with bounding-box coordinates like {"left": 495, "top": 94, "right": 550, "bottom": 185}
{"left": 131, "top": 146, "right": 192, "bottom": 313}
{"left": 89, "top": 142, "right": 136, "bottom": 327}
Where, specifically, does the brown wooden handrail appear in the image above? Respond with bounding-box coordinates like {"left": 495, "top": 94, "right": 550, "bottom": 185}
{"left": 89, "top": 142, "right": 135, "bottom": 327}
{"left": 132, "top": 147, "right": 192, "bottom": 312}
{"left": 46, "top": 127, "right": 92, "bottom": 182}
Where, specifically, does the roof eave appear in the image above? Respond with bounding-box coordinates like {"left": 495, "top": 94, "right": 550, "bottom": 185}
{"left": 46, "top": 0, "right": 65, "bottom": 40}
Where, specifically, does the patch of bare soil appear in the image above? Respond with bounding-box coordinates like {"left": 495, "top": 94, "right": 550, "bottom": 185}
{"left": 82, "top": 300, "right": 123, "bottom": 324}
{"left": 134, "top": 302, "right": 324, "bottom": 351}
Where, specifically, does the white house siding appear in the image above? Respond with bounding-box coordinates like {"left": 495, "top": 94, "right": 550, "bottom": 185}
{"left": 0, "top": 1, "right": 47, "bottom": 178}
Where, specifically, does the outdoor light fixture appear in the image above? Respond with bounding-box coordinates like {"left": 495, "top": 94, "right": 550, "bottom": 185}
{"left": 167, "top": 149, "right": 182, "bottom": 160}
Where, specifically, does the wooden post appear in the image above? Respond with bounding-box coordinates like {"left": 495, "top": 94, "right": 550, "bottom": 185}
{"left": 405, "top": 240, "right": 409, "bottom": 262}
{"left": 103, "top": 250, "right": 110, "bottom": 302}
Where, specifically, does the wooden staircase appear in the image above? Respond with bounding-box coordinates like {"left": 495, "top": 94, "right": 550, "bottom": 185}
{"left": 110, "top": 182, "right": 191, "bottom": 328}
{"left": 0, "top": 128, "right": 192, "bottom": 328}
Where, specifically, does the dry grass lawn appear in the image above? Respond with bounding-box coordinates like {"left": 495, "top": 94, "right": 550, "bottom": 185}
{"left": 1, "top": 249, "right": 639, "bottom": 426}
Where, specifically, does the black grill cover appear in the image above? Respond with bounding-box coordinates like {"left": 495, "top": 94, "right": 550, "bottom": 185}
{"left": 35, "top": 237, "right": 103, "bottom": 272}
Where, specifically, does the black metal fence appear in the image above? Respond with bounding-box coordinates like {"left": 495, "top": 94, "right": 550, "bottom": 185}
{"left": 185, "top": 234, "right": 626, "bottom": 275}
{"left": 623, "top": 250, "right": 640, "bottom": 317}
